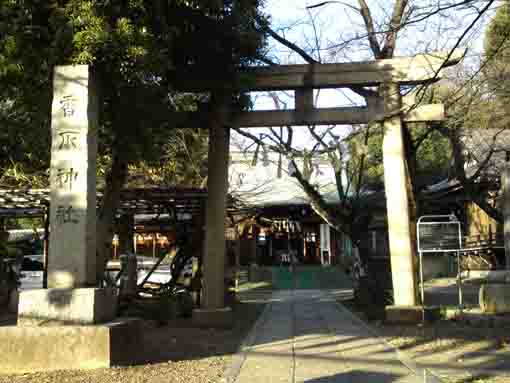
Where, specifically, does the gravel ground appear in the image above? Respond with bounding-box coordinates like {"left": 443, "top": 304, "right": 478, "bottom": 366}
{"left": 0, "top": 298, "right": 266, "bottom": 383}
{"left": 0, "top": 358, "right": 227, "bottom": 383}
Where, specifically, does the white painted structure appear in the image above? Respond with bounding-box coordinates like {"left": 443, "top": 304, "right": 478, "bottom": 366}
{"left": 320, "top": 223, "right": 332, "bottom": 266}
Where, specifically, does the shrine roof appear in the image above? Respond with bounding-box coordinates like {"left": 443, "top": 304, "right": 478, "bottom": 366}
{"left": 0, "top": 187, "right": 217, "bottom": 217}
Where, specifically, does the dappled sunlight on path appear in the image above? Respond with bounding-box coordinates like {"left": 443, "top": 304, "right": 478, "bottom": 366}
{"left": 231, "top": 289, "right": 425, "bottom": 383}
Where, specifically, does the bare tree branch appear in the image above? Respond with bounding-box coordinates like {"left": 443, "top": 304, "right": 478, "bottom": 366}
{"left": 381, "top": 0, "right": 409, "bottom": 58}
{"left": 468, "top": 127, "right": 506, "bottom": 182}
{"left": 255, "top": 54, "right": 278, "bottom": 66}
{"left": 256, "top": 16, "right": 319, "bottom": 64}
{"left": 357, "top": 0, "right": 382, "bottom": 58}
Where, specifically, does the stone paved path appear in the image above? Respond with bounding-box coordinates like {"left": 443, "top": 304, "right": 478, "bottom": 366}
{"left": 232, "top": 290, "right": 427, "bottom": 383}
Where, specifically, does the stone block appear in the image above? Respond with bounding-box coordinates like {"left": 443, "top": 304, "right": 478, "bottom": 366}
{"left": 18, "top": 288, "right": 117, "bottom": 326}
{"left": 479, "top": 283, "right": 510, "bottom": 314}
{"left": 385, "top": 305, "right": 423, "bottom": 324}
{"left": 192, "top": 307, "right": 233, "bottom": 328}
{"left": 0, "top": 318, "right": 142, "bottom": 374}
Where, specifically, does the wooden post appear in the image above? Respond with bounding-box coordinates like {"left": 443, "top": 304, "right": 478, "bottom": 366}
{"left": 42, "top": 206, "right": 50, "bottom": 289}
{"left": 382, "top": 82, "right": 418, "bottom": 307}
{"left": 234, "top": 228, "right": 241, "bottom": 269}
{"left": 269, "top": 235, "right": 273, "bottom": 262}
{"left": 249, "top": 226, "right": 257, "bottom": 264}
{"left": 287, "top": 219, "right": 291, "bottom": 265}
{"left": 503, "top": 152, "right": 510, "bottom": 270}
{"left": 202, "top": 95, "right": 230, "bottom": 310}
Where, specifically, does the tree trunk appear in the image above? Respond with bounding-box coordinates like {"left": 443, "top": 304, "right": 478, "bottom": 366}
{"left": 96, "top": 151, "right": 128, "bottom": 283}
{"left": 117, "top": 214, "right": 134, "bottom": 255}
{"left": 438, "top": 125, "right": 503, "bottom": 224}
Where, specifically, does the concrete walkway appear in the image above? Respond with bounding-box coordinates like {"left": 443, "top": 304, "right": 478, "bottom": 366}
{"left": 230, "top": 290, "right": 427, "bottom": 383}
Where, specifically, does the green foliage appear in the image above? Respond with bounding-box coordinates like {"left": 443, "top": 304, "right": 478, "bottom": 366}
{"left": 413, "top": 127, "right": 451, "bottom": 185}
{"left": 353, "top": 123, "right": 451, "bottom": 191}
{"left": 0, "top": 0, "right": 267, "bottom": 187}
{"left": 485, "top": 1, "right": 510, "bottom": 103}
{"left": 116, "top": 126, "right": 208, "bottom": 188}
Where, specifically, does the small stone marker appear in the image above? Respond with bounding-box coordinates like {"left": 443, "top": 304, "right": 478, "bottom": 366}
{"left": 48, "top": 65, "right": 98, "bottom": 288}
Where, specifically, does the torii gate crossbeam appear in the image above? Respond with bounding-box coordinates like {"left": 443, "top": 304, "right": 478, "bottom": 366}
{"left": 197, "top": 50, "right": 463, "bottom": 325}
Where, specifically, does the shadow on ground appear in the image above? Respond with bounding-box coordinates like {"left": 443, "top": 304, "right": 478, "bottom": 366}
{"left": 2, "top": 267, "right": 509, "bottom": 383}
{"left": 304, "top": 370, "right": 402, "bottom": 383}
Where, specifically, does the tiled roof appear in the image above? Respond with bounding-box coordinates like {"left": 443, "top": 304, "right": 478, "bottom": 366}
{"left": 0, "top": 187, "right": 210, "bottom": 217}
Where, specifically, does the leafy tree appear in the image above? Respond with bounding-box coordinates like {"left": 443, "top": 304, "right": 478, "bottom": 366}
{"left": 361, "top": 124, "right": 451, "bottom": 194}
{"left": 0, "top": 0, "right": 267, "bottom": 279}
{"left": 485, "top": 0, "right": 510, "bottom": 104}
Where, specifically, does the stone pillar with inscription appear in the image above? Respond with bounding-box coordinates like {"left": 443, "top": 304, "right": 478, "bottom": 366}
{"left": 17, "top": 66, "right": 117, "bottom": 326}
{"left": 48, "top": 65, "right": 97, "bottom": 288}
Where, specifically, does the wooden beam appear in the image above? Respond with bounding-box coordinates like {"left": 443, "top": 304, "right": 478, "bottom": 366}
{"left": 173, "top": 50, "right": 465, "bottom": 91}
{"left": 234, "top": 104, "right": 444, "bottom": 127}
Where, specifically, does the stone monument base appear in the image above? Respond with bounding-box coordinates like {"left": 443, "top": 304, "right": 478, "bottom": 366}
{"left": 385, "top": 305, "right": 423, "bottom": 324}
{"left": 192, "top": 307, "right": 233, "bottom": 328}
{"left": 0, "top": 318, "right": 142, "bottom": 374}
{"left": 480, "top": 283, "right": 510, "bottom": 314}
{"left": 18, "top": 288, "right": 117, "bottom": 326}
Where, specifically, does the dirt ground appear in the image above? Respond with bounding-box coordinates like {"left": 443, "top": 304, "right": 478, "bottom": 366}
{"left": 0, "top": 296, "right": 267, "bottom": 383}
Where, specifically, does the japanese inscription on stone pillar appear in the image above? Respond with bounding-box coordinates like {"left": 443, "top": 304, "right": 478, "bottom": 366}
{"left": 48, "top": 65, "right": 97, "bottom": 288}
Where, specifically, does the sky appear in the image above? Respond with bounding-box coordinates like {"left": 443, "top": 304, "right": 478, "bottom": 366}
{"left": 231, "top": 0, "right": 499, "bottom": 151}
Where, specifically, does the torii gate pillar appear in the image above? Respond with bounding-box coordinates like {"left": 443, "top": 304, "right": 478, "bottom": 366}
{"left": 382, "top": 82, "right": 420, "bottom": 321}
{"left": 193, "top": 94, "right": 233, "bottom": 328}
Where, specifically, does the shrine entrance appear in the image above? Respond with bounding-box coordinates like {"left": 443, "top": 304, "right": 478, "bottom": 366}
{"left": 181, "top": 50, "right": 465, "bottom": 321}
{"left": 33, "top": 50, "right": 464, "bottom": 328}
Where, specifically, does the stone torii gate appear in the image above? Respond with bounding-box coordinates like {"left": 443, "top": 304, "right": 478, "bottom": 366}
{"left": 19, "top": 51, "right": 462, "bottom": 327}
{"left": 194, "top": 50, "right": 464, "bottom": 325}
